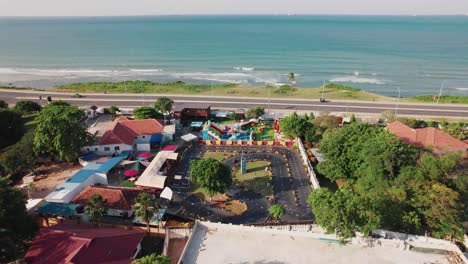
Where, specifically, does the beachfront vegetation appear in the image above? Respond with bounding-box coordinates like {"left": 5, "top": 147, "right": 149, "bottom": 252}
{"left": 0, "top": 109, "right": 25, "bottom": 149}
{"left": 408, "top": 94, "right": 468, "bottom": 104}
{"left": 190, "top": 158, "right": 232, "bottom": 202}
{"left": 309, "top": 123, "right": 466, "bottom": 241}
{"left": 84, "top": 194, "right": 107, "bottom": 225}
{"left": 52, "top": 81, "right": 394, "bottom": 101}
{"left": 154, "top": 97, "right": 174, "bottom": 114}
{"left": 133, "top": 106, "right": 164, "bottom": 120}
{"left": 0, "top": 178, "right": 38, "bottom": 263}
{"left": 246, "top": 106, "right": 265, "bottom": 119}
{"left": 133, "top": 192, "right": 157, "bottom": 233}
{"left": 33, "top": 105, "right": 92, "bottom": 162}
{"left": 13, "top": 100, "right": 42, "bottom": 114}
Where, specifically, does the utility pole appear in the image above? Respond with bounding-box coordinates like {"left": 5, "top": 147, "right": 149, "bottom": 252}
{"left": 321, "top": 80, "right": 326, "bottom": 100}
{"left": 395, "top": 87, "right": 401, "bottom": 116}
{"left": 268, "top": 86, "right": 271, "bottom": 112}
{"left": 211, "top": 80, "right": 214, "bottom": 97}
{"left": 436, "top": 80, "right": 445, "bottom": 104}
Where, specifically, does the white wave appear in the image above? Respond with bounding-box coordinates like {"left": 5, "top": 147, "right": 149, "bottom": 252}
{"left": 354, "top": 71, "right": 360, "bottom": 76}
{"left": 129, "top": 68, "right": 163, "bottom": 73}
{"left": 330, "top": 76, "right": 385, "bottom": 85}
{"left": 454, "top": 87, "right": 468, "bottom": 91}
{"left": 233, "top": 67, "right": 255, "bottom": 71}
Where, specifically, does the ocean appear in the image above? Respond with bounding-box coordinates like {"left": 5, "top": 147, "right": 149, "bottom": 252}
{"left": 0, "top": 15, "right": 467, "bottom": 97}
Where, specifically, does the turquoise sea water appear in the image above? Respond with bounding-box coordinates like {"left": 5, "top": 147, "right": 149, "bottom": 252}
{"left": 0, "top": 15, "right": 467, "bottom": 96}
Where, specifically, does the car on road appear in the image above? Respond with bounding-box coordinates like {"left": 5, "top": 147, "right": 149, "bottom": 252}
{"left": 71, "top": 93, "right": 83, "bottom": 98}
{"left": 320, "top": 98, "right": 326, "bottom": 103}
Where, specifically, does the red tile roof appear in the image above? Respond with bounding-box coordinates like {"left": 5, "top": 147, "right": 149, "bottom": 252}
{"left": 71, "top": 186, "right": 142, "bottom": 211}
{"left": 24, "top": 223, "right": 145, "bottom": 264}
{"left": 99, "top": 117, "right": 164, "bottom": 145}
{"left": 387, "top": 121, "right": 467, "bottom": 155}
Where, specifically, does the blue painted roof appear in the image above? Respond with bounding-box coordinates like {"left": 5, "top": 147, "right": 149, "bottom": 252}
{"left": 66, "top": 156, "right": 125, "bottom": 184}
{"left": 79, "top": 152, "right": 101, "bottom": 161}
{"left": 37, "top": 202, "right": 77, "bottom": 216}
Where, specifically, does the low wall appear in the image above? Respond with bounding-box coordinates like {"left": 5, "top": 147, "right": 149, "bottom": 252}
{"left": 199, "top": 140, "right": 295, "bottom": 147}
{"left": 296, "top": 138, "right": 320, "bottom": 189}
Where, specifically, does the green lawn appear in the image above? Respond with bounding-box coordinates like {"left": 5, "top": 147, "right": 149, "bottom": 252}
{"left": 203, "top": 151, "right": 232, "bottom": 161}
{"left": 234, "top": 161, "right": 273, "bottom": 197}
{"left": 255, "top": 127, "right": 275, "bottom": 141}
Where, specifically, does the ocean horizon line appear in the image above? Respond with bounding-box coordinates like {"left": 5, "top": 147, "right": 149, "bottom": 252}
{"left": 1, "top": 13, "right": 468, "bottom": 19}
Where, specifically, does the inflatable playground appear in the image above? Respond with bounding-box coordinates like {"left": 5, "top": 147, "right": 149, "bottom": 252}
{"left": 202, "top": 119, "right": 282, "bottom": 142}
{"left": 202, "top": 121, "right": 255, "bottom": 141}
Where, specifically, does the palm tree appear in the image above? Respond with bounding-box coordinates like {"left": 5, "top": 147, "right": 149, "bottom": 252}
{"left": 269, "top": 204, "right": 284, "bottom": 222}
{"left": 288, "top": 72, "right": 296, "bottom": 86}
{"left": 133, "top": 192, "right": 157, "bottom": 233}
{"left": 27, "top": 182, "right": 35, "bottom": 199}
{"left": 84, "top": 194, "right": 107, "bottom": 225}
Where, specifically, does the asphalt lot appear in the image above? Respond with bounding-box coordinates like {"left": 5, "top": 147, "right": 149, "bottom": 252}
{"left": 172, "top": 145, "right": 313, "bottom": 224}
{"left": 2, "top": 89, "right": 468, "bottom": 118}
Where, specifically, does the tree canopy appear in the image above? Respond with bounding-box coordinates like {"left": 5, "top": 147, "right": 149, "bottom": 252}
{"left": 33, "top": 105, "right": 91, "bottom": 162}
{"left": 132, "top": 254, "right": 171, "bottom": 264}
{"left": 0, "top": 179, "right": 38, "bottom": 262}
{"left": 154, "top": 97, "right": 174, "bottom": 114}
{"left": 190, "top": 158, "right": 232, "bottom": 198}
{"left": 0, "top": 109, "right": 24, "bottom": 149}
{"left": 109, "top": 106, "right": 120, "bottom": 114}
{"left": 0, "top": 100, "right": 8, "bottom": 108}
{"left": 317, "top": 123, "right": 418, "bottom": 181}
{"left": 0, "top": 130, "right": 36, "bottom": 180}
{"left": 84, "top": 194, "right": 107, "bottom": 224}
{"left": 268, "top": 204, "right": 284, "bottom": 221}
{"left": 246, "top": 106, "right": 265, "bottom": 119}
{"left": 309, "top": 123, "right": 465, "bottom": 241}
{"left": 279, "top": 112, "right": 316, "bottom": 142}
{"left": 133, "top": 192, "right": 157, "bottom": 232}
{"left": 13, "top": 100, "right": 42, "bottom": 114}
{"left": 133, "top": 106, "right": 164, "bottom": 120}
{"left": 45, "top": 100, "right": 70, "bottom": 108}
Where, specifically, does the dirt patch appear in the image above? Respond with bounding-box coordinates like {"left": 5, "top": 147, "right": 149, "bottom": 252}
{"left": 24, "top": 163, "right": 82, "bottom": 199}
{"left": 217, "top": 199, "right": 247, "bottom": 216}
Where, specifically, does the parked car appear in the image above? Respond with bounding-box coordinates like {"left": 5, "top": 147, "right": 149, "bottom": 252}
{"left": 71, "top": 93, "right": 83, "bottom": 98}
{"left": 320, "top": 98, "right": 326, "bottom": 103}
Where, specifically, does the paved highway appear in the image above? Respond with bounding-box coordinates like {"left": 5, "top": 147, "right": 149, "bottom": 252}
{"left": 1, "top": 89, "right": 467, "bottom": 118}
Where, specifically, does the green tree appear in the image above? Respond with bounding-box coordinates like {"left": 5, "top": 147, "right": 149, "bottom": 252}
{"left": 133, "top": 106, "right": 164, "bottom": 120}
{"left": 33, "top": 105, "right": 92, "bottom": 162}
{"left": 288, "top": 72, "right": 295, "bottom": 85}
{"left": 349, "top": 114, "right": 356, "bottom": 123}
{"left": 418, "top": 153, "right": 462, "bottom": 183}
{"left": 0, "top": 100, "right": 7, "bottom": 108}
{"left": 13, "top": 100, "right": 42, "bottom": 114}
{"left": 109, "top": 106, "right": 120, "bottom": 114}
{"left": 246, "top": 106, "right": 265, "bottom": 119}
{"left": 229, "top": 112, "right": 240, "bottom": 121}
{"left": 313, "top": 112, "right": 341, "bottom": 133}
{"left": 84, "top": 194, "right": 107, "bottom": 224}
{"left": 154, "top": 97, "right": 174, "bottom": 115}
{"left": 132, "top": 254, "right": 171, "bottom": 264}
{"left": 443, "top": 122, "right": 466, "bottom": 140}
{"left": 0, "top": 130, "right": 36, "bottom": 180}
{"left": 279, "top": 112, "right": 316, "bottom": 142}
{"left": 0, "top": 179, "right": 38, "bottom": 262}
{"left": 268, "top": 204, "right": 284, "bottom": 221}
{"left": 190, "top": 158, "right": 232, "bottom": 202}
{"left": 409, "top": 180, "right": 464, "bottom": 240}
{"left": 133, "top": 192, "right": 157, "bottom": 232}
{"left": 45, "top": 100, "right": 70, "bottom": 107}
{"left": 0, "top": 109, "right": 24, "bottom": 149}
{"left": 317, "top": 123, "right": 418, "bottom": 181}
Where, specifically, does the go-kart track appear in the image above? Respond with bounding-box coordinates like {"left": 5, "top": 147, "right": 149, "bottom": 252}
{"left": 173, "top": 145, "right": 314, "bottom": 224}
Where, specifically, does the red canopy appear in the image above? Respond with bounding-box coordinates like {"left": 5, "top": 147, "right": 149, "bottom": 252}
{"left": 124, "top": 169, "right": 138, "bottom": 177}
{"left": 138, "top": 152, "right": 152, "bottom": 159}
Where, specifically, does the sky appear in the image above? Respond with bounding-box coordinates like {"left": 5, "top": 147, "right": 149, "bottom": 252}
{"left": 0, "top": 0, "right": 468, "bottom": 17}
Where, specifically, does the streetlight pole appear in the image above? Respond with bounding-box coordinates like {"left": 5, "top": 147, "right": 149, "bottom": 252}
{"left": 211, "top": 80, "right": 214, "bottom": 97}
{"left": 321, "top": 80, "right": 326, "bottom": 100}
{"left": 395, "top": 87, "right": 401, "bottom": 116}
{"left": 436, "top": 80, "right": 445, "bottom": 104}
{"left": 268, "top": 86, "right": 271, "bottom": 112}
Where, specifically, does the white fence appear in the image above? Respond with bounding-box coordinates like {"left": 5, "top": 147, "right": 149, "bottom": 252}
{"left": 296, "top": 138, "right": 320, "bottom": 189}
